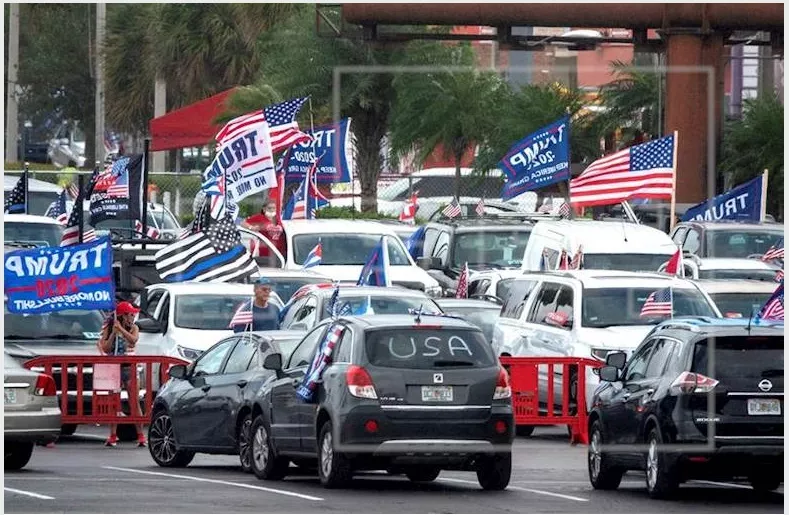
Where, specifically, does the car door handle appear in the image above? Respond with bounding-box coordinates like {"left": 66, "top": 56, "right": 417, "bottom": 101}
{"left": 237, "top": 380, "right": 248, "bottom": 389}
{"left": 621, "top": 392, "right": 631, "bottom": 402}
{"left": 291, "top": 378, "right": 301, "bottom": 388}
{"left": 201, "top": 385, "right": 211, "bottom": 393}
{"left": 645, "top": 388, "right": 655, "bottom": 396}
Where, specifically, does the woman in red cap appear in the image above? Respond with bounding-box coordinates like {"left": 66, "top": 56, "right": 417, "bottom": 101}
{"left": 97, "top": 301, "right": 145, "bottom": 447}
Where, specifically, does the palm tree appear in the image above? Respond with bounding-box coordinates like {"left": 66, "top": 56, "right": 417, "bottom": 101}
{"left": 596, "top": 61, "right": 662, "bottom": 146}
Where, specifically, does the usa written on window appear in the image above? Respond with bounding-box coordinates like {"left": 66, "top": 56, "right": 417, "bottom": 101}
{"left": 387, "top": 336, "right": 474, "bottom": 360}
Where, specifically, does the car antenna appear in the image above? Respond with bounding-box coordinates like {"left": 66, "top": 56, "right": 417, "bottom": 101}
{"left": 747, "top": 305, "right": 758, "bottom": 334}
{"left": 620, "top": 217, "right": 629, "bottom": 243}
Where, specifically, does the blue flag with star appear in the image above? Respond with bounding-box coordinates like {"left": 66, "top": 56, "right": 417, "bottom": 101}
{"left": 4, "top": 172, "right": 27, "bottom": 214}
{"left": 499, "top": 117, "right": 570, "bottom": 200}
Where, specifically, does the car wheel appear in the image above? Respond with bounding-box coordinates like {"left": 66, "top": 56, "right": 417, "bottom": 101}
{"left": 5, "top": 442, "right": 34, "bottom": 470}
{"left": 587, "top": 420, "right": 623, "bottom": 490}
{"left": 249, "top": 415, "right": 288, "bottom": 480}
{"left": 645, "top": 427, "right": 679, "bottom": 499}
{"left": 148, "top": 411, "right": 194, "bottom": 468}
{"left": 317, "top": 421, "right": 352, "bottom": 488}
{"left": 60, "top": 424, "right": 77, "bottom": 437}
{"left": 238, "top": 414, "right": 254, "bottom": 473}
{"left": 406, "top": 467, "right": 441, "bottom": 483}
{"left": 749, "top": 472, "right": 782, "bottom": 493}
{"left": 476, "top": 453, "right": 512, "bottom": 491}
{"left": 515, "top": 426, "right": 534, "bottom": 437}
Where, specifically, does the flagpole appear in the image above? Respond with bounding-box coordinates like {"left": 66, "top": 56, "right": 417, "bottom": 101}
{"left": 22, "top": 161, "right": 29, "bottom": 215}
{"left": 141, "top": 139, "right": 150, "bottom": 239}
{"left": 669, "top": 130, "right": 679, "bottom": 232}
{"left": 760, "top": 168, "right": 769, "bottom": 222}
{"left": 78, "top": 171, "right": 87, "bottom": 244}
{"left": 308, "top": 97, "right": 318, "bottom": 219}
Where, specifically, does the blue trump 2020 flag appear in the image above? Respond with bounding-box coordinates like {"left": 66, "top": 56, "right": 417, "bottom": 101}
{"left": 499, "top": 116, "right": 570, "bottom": 201}
{"left": 4, "top": 236, "right": 116, "bottom": 314}
{"left": 682, "top": 175, "right": 765, "bottom": 222}
{"left": 283, "top": 118, "right": 353, "bottom": 184}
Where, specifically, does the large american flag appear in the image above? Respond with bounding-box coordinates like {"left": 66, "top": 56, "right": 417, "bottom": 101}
{"left": 570, "top": 134, "right": 675, "bottom": 207}
{"left": 455, "top": 262, "right": 469, "bottom": 298}
{"left": 757, "top": 282, "right": 783, "bottom": 321}
{"left": 639, "top": 288, "right": 673, "bottom": 318}
{"left": 215, "top": 97, "right": 311, "bottom": 153}
{"left": 762, "top": 238, "right": 784, "bottom": 262}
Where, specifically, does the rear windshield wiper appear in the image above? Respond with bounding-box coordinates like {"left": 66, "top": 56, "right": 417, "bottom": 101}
{"left": 433, "top": 360, "right": 475, "bottom": 367}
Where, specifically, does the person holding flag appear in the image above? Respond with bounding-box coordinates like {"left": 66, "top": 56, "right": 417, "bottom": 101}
{"left": 230, "top": 278, "right": 281, "bottom": 333}
{"left": 241, "top": 199, "right": 287, "bottom": 257}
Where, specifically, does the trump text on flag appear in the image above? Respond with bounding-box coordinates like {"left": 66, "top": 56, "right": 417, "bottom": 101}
{"left": 283, "top": 118, "right": 353, "bottom": 184}
{"left": 204, "top": 128, "right": 276, "bottom": 203}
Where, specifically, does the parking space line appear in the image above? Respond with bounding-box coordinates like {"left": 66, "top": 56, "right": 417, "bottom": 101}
{"left": 102, "top": 466, "right": 324, "bottom": 501}
{"left": 4, "top": 487, "right": 55, "bottom": 500}
{"left": 691, "top": 480, "right": 759, "bottom": 490}
{"left": 439, "top": 477, "right": 589, "bottom": 502}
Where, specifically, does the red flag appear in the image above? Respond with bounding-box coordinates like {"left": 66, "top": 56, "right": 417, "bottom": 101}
{"left": 399, "top": 193, "right": 418, "bottom": 224}
{"left": 665, "top": 246, "right": 683, "bottom": 276}
{"left": 455, "top": 263, "right": 469, "bottom": 298}
{"left": 558, "top": 250, "right": 570, "bottom": 270}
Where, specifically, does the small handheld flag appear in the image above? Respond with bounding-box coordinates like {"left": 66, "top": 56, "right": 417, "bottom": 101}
{"left": 756, "top": 282, "right": 783, "bottom": 321}
{"left": 303, "top": 242, "right": 322, "bottom": 268}
{"left": 639, "top": 288, "right": 673, "bottom": 318}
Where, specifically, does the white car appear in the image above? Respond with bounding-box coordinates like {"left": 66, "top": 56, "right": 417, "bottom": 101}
{"left": 658, "top": 255, "right": 782, "bottom": 282}
{"left": 491, "top": 270, "right": 722, "bottom": 413}
{"left": 695, "top": 279, "right": 778, "bottom": 319}
{"left": 4, "top": 214, "right": 64, "bottom": 247}
{"left": 468, "top": 269, "right": 525, "bottom": 302}
{"left": 135, "top": 282, "right": 284, "bottom": 365}
{"left": 67, "top": 200, "right": 183, "bottom": 241}
{"left": 255, "top": 267, "right": 331, "bottom": 303}
{"left": 281, "top": 219, "right": 442, "bottom": 297}
{"left": 4, "top": 175, "right": 62, "bottom": 216}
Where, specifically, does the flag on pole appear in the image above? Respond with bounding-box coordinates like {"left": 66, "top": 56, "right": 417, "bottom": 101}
{"left": 61, "top": 169, "right": 100, "bottom": 247}
{"left": 4, "top": 173, "right": 27, "bottom": 214}
{"left": 357, "top": 236, "right": 392, "bottom": 287}
{"left": 762, "top": 238, "right": 784, "bottom": 262}
{"left": 441, "top": 198, "right": 461, "bottom": 219}
{"left": 45, "top": 190, "right": 69, "bottom": 224}
{"left": 295, "top": 323, "right": 344, "bottom": 402}
{"left": 475, "top": 198, "right": 486, "bottom": 217}
{"left": 570, "top": 245, "right": 584, "bottom": 270}
{"left": 665, "top": 245, "right": 684, "bottom": 277}
{"left": 217, "top": 97, "right": 312, "bottom": 153}
{"left": 134, "top": 219, "right": 161, "bottom": 239}
{"left": 553, "top": 201, "right": 571, "bottom": 219}
{"left": 399, "top": 193, "right": 418, "bottom": 224}
{"left": 756, "top": 282, "right": 783, "bottom": 321}
{"left": 228, "top": 299, "right": 254, "bottom": 329}
{"left": 639, "top": 288, "right": 673, "bottom": 318}
{"left": 558, "top": 250, "right": 570, "bottom": 270}
{"left": 282, "top": 161, "right": 329, "bottom": 220}
{"left": 303, "top": 242, "right": 322, "bottom": 268}
{"left": 455, "top": 263, "right": 469, "bottom": 298}
{"left": 570, "top": 134, "right": 675, "bottom": 207}
{"left": 404, "top": 225, "right": 426, "bottom": 260}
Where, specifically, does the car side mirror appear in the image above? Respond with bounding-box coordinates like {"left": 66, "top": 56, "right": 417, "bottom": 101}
{"left": 168, "top": 364, "right": 187, "bottom": 380}
{"left": 415, "top": 256, "right": 432, "bottom": 270}
{"left": 430, "top": 257, "right": 442, "bottom": 270}
{"left": 136, "top": 317, "right": 163, "bottom": 334}
{"left": 606, "top": 351, "right": 626, "bottom": 369}
{"left": 599, "top": 365, "right": 620, "bottom": 382}
{"left": 263, "top": 353, "right": 283, "bottom": 378}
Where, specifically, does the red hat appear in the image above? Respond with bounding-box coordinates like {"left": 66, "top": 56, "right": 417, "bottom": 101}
{"left": 116, "top": 301, "right": 140, "bottom": 316}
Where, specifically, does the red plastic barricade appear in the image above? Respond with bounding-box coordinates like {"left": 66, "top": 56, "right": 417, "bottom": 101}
{"left": 23, "top": 355, "right": 188, "bottom": 425}
{"left": 499, "top": 356, "right": 601, "bottom": 445}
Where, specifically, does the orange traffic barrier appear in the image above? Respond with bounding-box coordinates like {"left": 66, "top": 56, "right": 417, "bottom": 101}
{"left": 23, "top": 355, "right": 188, "bottom": 425}
{"left": 499, "top": 356, "right": 601, "bottom": 445}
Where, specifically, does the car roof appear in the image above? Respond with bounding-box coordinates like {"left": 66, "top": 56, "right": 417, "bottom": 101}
{"left": 697, "top": 258, "right": 779, "bottom": 271}
{"left": 429, "top": 219, "right": 536, "bottom": 232}
{"left": 531, "top": 219, "right": 675, "bottom": 253}
{"left": 695, "top": 279, "right": 780, "bottom": 294}
{"left": 435, "top": 298, "right": 502, "bottom": 309}
{"left": 256, "top": 267, "right": 330, "bottom": 279}
{"left": 339, "top": 313, "right": 481, "bottom": 331}
{"left": 146, "top": 281, "right": 266, "bottom": 296}
{"left": 684, "top": 221, "right": 784, "bottom": 231}
{"left": 298, "top": 284, "right": 432, "bottom": 299}
{"left": 517, "top": 270, "right": 703, "bottom": 289}
{"left": 4, "top": 214, "right": 63, "bottom": 225}
{"left": 656, "top": 316, "right": 783, "bottom": 337}
{"left": 282, "top": 219, "right": 398, "bottom": 236}
{"left": 4, "top": 175, "right": 63, "bottom": 192}
{"left": 249, "top": 329, "right": 307, "bottom": 341}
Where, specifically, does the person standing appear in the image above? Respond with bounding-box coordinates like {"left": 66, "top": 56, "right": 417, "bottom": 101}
{"left": 97, "top": 301, "right": 146, "bottom": 447}
{"left": 241, "top": 200, "right": 286, "bottom": 257}
{"left": 233, "top": 278, "right": 281, "bottom": 333}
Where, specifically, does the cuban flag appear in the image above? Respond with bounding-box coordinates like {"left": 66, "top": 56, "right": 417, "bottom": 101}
{"left": 303, "top": 242, "right": 322, "bottom": 268}
{"left": 357, "top": 236, "right": 392, "bottom": 287}
{"left": 282, "top": 161, "right": 329, "bottom": 220}
{"left": 295, "top": 323, "right": 344, "bottom": 403}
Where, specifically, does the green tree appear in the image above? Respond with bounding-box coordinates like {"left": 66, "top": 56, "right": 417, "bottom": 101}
{"left": 720, "top": 93, "right": 784, "bottom": 219}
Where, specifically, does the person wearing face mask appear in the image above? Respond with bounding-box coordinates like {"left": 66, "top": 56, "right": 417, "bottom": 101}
{"left": 242, "top": 200, "right": 286, "bottom": 257}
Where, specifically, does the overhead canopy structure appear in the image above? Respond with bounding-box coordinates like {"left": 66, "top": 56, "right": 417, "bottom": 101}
{"left": 149, "top": 88, "right": 237, "bottom": 152}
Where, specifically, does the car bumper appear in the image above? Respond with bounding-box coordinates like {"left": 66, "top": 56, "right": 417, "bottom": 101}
{"left": 4, "top": 408, "right": 61, "bottom": 443}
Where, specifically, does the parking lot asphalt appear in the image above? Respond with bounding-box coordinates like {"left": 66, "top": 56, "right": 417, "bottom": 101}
{"left": 4, "top": 426, "right": 783, "bottom": 514}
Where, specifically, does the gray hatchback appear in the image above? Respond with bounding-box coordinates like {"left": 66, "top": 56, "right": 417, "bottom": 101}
{"left": 248, "top": 314, "right": 514, "bottom": 489}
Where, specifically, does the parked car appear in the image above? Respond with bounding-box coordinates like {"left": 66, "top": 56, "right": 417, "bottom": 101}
{"left": 491, "top": 271, "right": 721, "bottom": 419}
{"left": 669, "top": 221, "right": 784, "bottom": 259}
{"left": 148, "top": 331, "right": 306, "bottom": 471}
{"left": 434, "top": 298, "right": 502, "bottom": 343}
{"left": 4, "top": 351, "right": 61, "bottom": 470}
{"left": 279, "top": 284, "right": 444, "bottom": 331}
{"left": 4, "top": 214, "right": 64, "bottom": 247}
{"left": 247, "top": 314, "right": 514, "bottom": 489}
{"left": 4, "top": 175, "right": 62, "bottom": 216}
{"left": 282, "top": 220, "right": 442, "bottom": 297}
{"left": 695, "top": 279, "right": 778, "bottom": 318}
{"left": 467, "top": 269, "right": 525, "bottom": 303}
{"left": 255, "top": 267, "right": 330, "bottom": 303}
{"left": 589, "top": 317, "right": 783, "bottom": 498}
{"left": 68, "top": 200, "right": 183, "bottom": 241}
{"left": 658, "top": 254, "right": 781, "bottom": 281}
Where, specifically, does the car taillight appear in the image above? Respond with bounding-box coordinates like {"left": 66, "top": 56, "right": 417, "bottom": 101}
{"left": 34, "top": 374, "right": 57, "bottom": 396}
{"left": 670, "top": 371, "right": 719, "bottom": 394}
{"left": 346, "top": 365, "right": 378, "bottom": 399}
{"left": 493, "top": 367, "right": 511, "bottom": 400}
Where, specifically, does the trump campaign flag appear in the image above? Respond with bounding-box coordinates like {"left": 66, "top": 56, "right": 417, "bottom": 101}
{"left": 682, "top": 175, "right": 765, "bottom": 222}
{"left": 282, "top": 118, "right": 354, "bottom": 184}
{"left": 4, "top": 237, "right": 116, "bottom": 314}
{"left": 296, "top": 323, "right": 344, "bottom": 402}
{"left": 282, "top": 161, "right": 329, "bottom": 220}
{"left": 358, "top": 236, "right": 392, "bottom": 287}
{"left": 89, "top": 155, "right": 145, "bottom": 225}
{"left": 499, "top": 117, "right": 570, "bottom": 201}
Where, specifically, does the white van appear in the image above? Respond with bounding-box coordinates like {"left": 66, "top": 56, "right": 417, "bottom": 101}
{"left": 521, "top": 219, "right": 677, "bottom": 273}
{"left": 3, "top": 175, "right": 62, "bottom": 216}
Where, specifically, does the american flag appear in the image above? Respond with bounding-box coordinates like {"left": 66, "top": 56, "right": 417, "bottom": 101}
{"left": 295, "top": 323, "right": 344, "bottom": 402}
{"left": 66, "top": 182, "right": 81, "bottom": 200}
{"left": 776, "top": 270, "right": 784, "bottom": 283}
{"left": 558, "top": 250, "right": 570, "bottom": 270}
{"left": 441, "top": 198, "right": 461, "bottom": 218}
{"left": 4, "top": 173, "right": 27, "bottom": 214}
{"left": 475, "top": 198, "right": 486, "bottom": 217}
{"left": 639, "top": 288, "right": 673, "bottom": 318}
{"left": 762, "top": 238, "right": 784, "bottom": 262}
{"left": 570, "top": 245, "right": 584, "bottom": 270}
{"left": 553, "top": 201, "right": 571, "bottom": 219}
{"left": 94, "top": 157, "right": 131, "bottom": 198}
{"left": 757, "top": 282, "right": 783, "bottom": 321}
{"left": 45, "top": 190, "right": 69, "bottom": 224}
{"left": 216, "top": 97, "right": 311, "bottom": 153}
{"left": 455, "top": 262, "right": 469, "bottom": 298}
{"left": 228, "top": 299, "right": 254, "bottom": 329}
{"left": 134, "top": 219, "right": 161, "bottom": 239}
{"left": 570, "top": 134, "right": 675, "bottom": 207}
{"left": 61, "top": 170, "right": 99, "bottom": 247}
{"left": 154, "top": 202, "right": 257, "bottom": 283}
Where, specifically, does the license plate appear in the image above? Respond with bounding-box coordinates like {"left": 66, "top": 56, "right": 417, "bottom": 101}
{"left": 747, "top": 398, "right": 781, "bottom": 416}
{"left": 4, "top": 388, "right": 17, "bottom": 404}
{"left": 421, "top": 386, "right": 453, "bottom": 402}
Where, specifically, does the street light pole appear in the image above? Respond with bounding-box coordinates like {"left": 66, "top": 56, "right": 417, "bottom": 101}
{"left": 6, "top": 3, "right": 20, "bottom": 163}
{"left": 95, "top": 3, "right": 106, "bottom": 164}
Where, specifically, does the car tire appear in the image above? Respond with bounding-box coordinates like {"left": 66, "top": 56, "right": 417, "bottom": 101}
{"left": 406, "top": 467, "right": 441, "bottom": 483}
{"left": 238, "top": 414, "right": 254, "bottom": 474}
{"left": 749, "top": 473, "right": 782, "bottom": 493}
{"left": 476, "top": 453, "right": 512, "bottom": 491}
{"left": 587, "top": 420, "right": 623, "bottom": 490}
{"left": 148, "top": 411, "right": 194, "bottom": 468}
{"left": 5, "top": 442, "right": 34, "bottom": 470}
{"left": 515, "top": 426, "right": 534, "bottom": 437}
{"left": 645, "top": 427, "right": 679, "bottom": 499}
{"left": 249, "top": 415, "right": 288, "bottom": 481}
{"left": 317, "top": 421, "right": 352, "bottom": 489}
{"left": 60, "top": 424, "right": 77, "bottom": 437}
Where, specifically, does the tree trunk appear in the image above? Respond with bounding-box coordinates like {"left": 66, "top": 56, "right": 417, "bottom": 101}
{"left": 453, "top": 147, "right": 464, "bottom": 199}
{"left": 354, "top": 109, "right": 387, "bottom": 213}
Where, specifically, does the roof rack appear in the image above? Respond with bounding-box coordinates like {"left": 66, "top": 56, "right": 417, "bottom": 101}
{"left": 656, "top": 320, "right": 703, "bottom": 332}
{"left": 433, "top": 212, "right": 562, "bottom": 224}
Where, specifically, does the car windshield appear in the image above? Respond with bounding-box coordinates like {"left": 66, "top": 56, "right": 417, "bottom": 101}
{"left": 581, "top": 287, "right": 717, "bottom": 328}
{"left": 452, "top": 231, "right": 530, "bottom": 269}
{"left": 440, "top": 305, "right": 501, "bottom": 343}
{"left": 496, "top": 278, "right": 515, "bottom": 302}
{"left": 582, "top": 253, "right": 673, "bottom": 272}
{"left": 6, "top": 191, "right": 60, "bottom": 216}
{"left": 323, "top": 295, "right": 442, "bottom": 318}
{"left": 698, "top": 269, "right": 779, "bottom": 282}
{"left": 4, "top": 221, "right": 63, "bottom": 247}
{"left": 709, "top": 292, "right": 774, "bottom": 319}
{"left": 91, "top": 209, "right": 179, "bottom": 231}
{"left": 268, "top": 277, "right": 325, "bottom": 303}
{"left": 387, "top": 176, "right": 504, "bottom": 201}
{"left": 693, "top": 336, "right": 783, "bottom": 385}
{"left": 365, "top": 328, "right": 496, "bottom": 369}
{"left": 292, "top": 234, "right": 411, "bottom": 266}
{"left": 5, "top": 305, "right": 104, "bottom": 340}
{"left": 174, "top": 294, "right": 281, "bottom": 330}
{"left": 705, "top": 229, "right": 784, "bottom": 258}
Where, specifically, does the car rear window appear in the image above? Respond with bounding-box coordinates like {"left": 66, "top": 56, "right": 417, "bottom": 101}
{"left": 364, "top": 328, "right": 495, "bottom": 369}
{"left": 692, "top": 336, "right": 784, "bottom": 383}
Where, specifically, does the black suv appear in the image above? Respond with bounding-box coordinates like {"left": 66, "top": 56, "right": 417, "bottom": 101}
{"left": 248, "top": 314, "right": 514, "bottom": 489}
{"left": 416, "top": 215, "right": 548, "bottom": 295}
{"left": 588, "top": 317, "right": 783, "bottom": 498}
